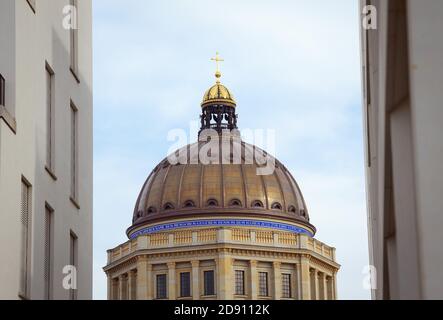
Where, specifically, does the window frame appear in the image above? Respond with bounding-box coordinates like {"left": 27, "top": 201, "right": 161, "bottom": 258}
{"left": 44, "top": 203, "right": 54, "bottom": 300}
{"left": 19, "top": 177, "right": 32, "bottom": 300}
{"left": 45, "top": 63, "right": 56, "bottom": 179}
{"left": 203, "top": 270, "right": 215, "bottom": 297}
{"left": 281, "top": 273, "right": 292, "bottom": 299}
{"left": 155, "top": 274, "right": 168, "bottom": 299}
{"left": 69, "top": 101, "right": 80, "bottom": 209}
{"left": 234, "top": 270, "right": 245, "bottom": 296}
{"left": 26, "top": 0, "right": 36, "bottom": 13}
{"left": 258, "top": 272, "right": 269, "bottom": 297}
{"left": 179, "top": 272, "right": 191, "bottom": 298}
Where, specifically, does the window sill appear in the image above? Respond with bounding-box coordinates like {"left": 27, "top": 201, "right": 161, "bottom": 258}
{"left": 0, "top": 105, "right": 17, "bottom": 134}
{"left": 26, "top": 0, "right": 36, "bottom": 13}
{"left": 45, "top": 166, "right": 58, "bottom": 181}
{"left": 70, "top": 67, "right": 80, "bottom": 84}
{"left": 70, "top": 196, "right": 81, "bottom": 210}
{"left": 18, "top": 293, "right": 29, "bottom": 300}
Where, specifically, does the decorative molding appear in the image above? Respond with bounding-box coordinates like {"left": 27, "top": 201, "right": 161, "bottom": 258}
{"left": 130, "top": 219, "right": 313, "bottom": 239}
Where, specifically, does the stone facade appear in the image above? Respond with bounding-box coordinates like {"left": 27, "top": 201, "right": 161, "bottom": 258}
{"left": 104, "top": 221, "right": 339, "bottom": 300}
{"left": 104, "top": 54, "right": 340, "bottom": 301}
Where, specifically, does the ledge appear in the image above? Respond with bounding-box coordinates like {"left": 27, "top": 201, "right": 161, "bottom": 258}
{"left": 70, "top": 67, "right": 81, "bottom": 84}
{"left": 70, "top": 196, "right": 81, "bottom": 210}
{"left": 45, "top": 166, "right": 58, "bottom": 181}
{"left": 0, "top": 106, "right": 17, "bottom": 134}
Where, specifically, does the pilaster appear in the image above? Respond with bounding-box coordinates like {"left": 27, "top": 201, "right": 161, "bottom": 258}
{"left": 300, "top": 255, "right": 311, "bottom": 300}
{"left": 250, "top": 260, "right": 258, "bottom": 300}
{"left": 168, "top": 262, "right": 176, "bottom": 300}
{"left": 273, "top": 261, "right": 282, "bottom": 299}
{"left": 218, "top": 249, "right": 233, "bottom": 300}
{"left": 191, "top": 260, "right": 200, "bottom": 300}
{"left": 136, "top": 256, "right": 149, "bottom": 300}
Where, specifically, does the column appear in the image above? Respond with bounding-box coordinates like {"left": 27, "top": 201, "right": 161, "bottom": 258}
{"left": 250, "top": 260, "right": 258, "bottom": 300}
{"left": 326, "top": 276, "right": 333, "bottom": 300}
{"left": 295, "top": 264, "right": 300, "bottom": 300}
{"left": 322, "top": 273, "right": 327, "bottom": 300}
{"left": 147, "top": 264, "right": 153, "bottom": 299}
{"left": 168, "top": 262, "right": 176, "bottom": 300}
{"left": 136, "top": 256, "right": 149, "bottom": 300}
{"left": 300, "top": 255, "right": 311, "bottom": 300}
{"left": 107, "top": 275, "right": 112, "bottom": 300}
{"left": 128, "top": 270, "right": 136, "bottom": 300}
{"left": 319, "top": 273, "right": 325, "bottom": 300}
{"left": 273, "top": 261, "right": 282, "bottom": 300}
{"left": 118, "top": 274, "right": 127, "bottom": 300}
{"left": 332, "top": 273, "right": 338, "bottom": 300}
{"left": 111, "top": 277, "right": 119, "bottom": 300}
{"left": 218, "top": 250, "right": 233, "bottom": 300}
{"left": 191, "top": 260, "right": 200, "bottom": 300}
{"left": 314, "top": 270, "right": 319, "bottom": 300}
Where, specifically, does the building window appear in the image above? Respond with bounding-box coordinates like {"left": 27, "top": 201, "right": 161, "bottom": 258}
{"left": 69, "top": 0, "right": 79, "bottom": 81}
{"left": 203, "top": 270, "right": 215, "bottom": 296}
{"left": 69, "top": 231, "right": 78, "bottom": 300}
{"left": 44, "top": 204, "right": 54, "bottom": 300}
{"left": 70, "top": 101, "right": 79, "bottom": 206}
{"left": 252, "top": 200, "right": 264, "bottom": 208}
{"left": 156, "top": 274, "right": 167, "bottom": 299}
{"left": 45, "top": 64, "right": 55, "bottom": 174}
{"left": 179, "top": 272, "right": 191, "bottom": 298}
{"left": 282, "top": 273, "right": 292, "bottom": 298}
{"left": 258, "top": 272, "right": 269, "bottom": 297}
{"left": 20, "top": 178, "right": 32, "bottom": 299}
{"left": 0, "top": 74, "right": 5, "bottom": 106}
{"left": 235, "top": 270, "right": 245, "bottom": 295}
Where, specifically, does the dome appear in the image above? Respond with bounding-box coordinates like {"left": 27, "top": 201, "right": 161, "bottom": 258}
{"left": 201, "top": 82, "right": 236, "bottom": 108}
{"left": 128, "top": 137, "right": 315, "bottom": 237}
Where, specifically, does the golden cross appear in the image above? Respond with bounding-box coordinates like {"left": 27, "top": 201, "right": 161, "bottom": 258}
{"left": 211, "top": 52, "right": 224, "bottom": 81}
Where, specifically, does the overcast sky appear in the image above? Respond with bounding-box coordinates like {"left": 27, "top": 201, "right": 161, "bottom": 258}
{"left": 93, "top": 0, "right": 370, "bottom": 300}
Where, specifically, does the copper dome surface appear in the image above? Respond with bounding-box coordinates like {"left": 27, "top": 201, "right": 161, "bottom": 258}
{"left": 129, "top": 138, "right": 315, "bottom": 235}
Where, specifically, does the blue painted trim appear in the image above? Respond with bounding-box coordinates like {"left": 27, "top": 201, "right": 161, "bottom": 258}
{"left": 129, "top": 219, "right": 313, "bottom": 239}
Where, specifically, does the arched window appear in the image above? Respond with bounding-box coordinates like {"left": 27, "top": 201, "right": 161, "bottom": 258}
{"left": 300, "top": 209, "right": 307, "bottom": 218}
{"left": 229, "top": 199, "right": 242, "bottom": 207}
{"left": 251, "top": 200, "right": 264, "bottom": 208}
{"left": 183, "top": 200, "right": 196, "bottom": 208}
{"left": 147, "top": 207, "right": 157, "bottom": 215}
{"left": 271, "top": 202, "right": 283, "bottom": 210}
{"left": 163, "top": 203, "right": 175, "bottom": 211}
{"left": 288, "top": 205, "right": 297, "bottom": 214}
{"left": 206, "top": 199, "right": 219, "bottom": 207}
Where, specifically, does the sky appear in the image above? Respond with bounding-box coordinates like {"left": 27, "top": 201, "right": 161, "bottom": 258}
{"left": 93, "top": 0, "right": 370, "bottom": 300}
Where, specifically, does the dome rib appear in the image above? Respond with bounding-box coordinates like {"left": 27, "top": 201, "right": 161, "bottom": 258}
{"left": 132, "top": 140, "right": 313, "bottom": 230}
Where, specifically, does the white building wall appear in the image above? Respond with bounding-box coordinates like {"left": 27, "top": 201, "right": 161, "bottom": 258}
{"left": 0, "top": 0, "right": 92, "bottom": 300}
{"left": 361, "top": 0, "right": 443, "bottom": 299}
{"left": 407, "top": 0, "right": 443, "bottom": 300}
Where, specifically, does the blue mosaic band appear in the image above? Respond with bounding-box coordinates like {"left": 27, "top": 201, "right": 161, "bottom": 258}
{"left": 129, "top": 219, "right": 314, "bottom": 239}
